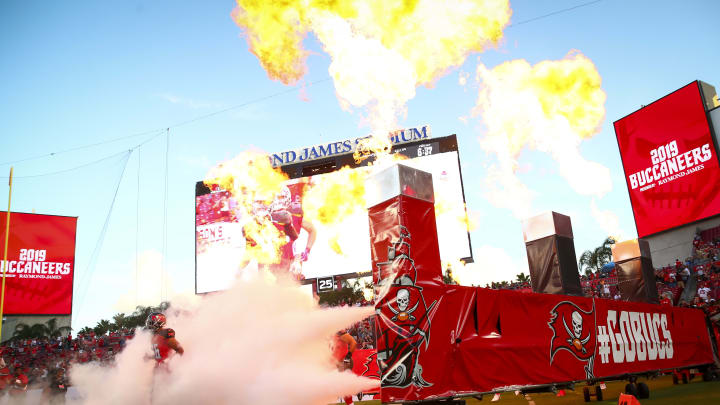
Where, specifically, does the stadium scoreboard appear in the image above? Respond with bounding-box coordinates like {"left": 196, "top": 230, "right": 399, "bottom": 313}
{"left": 195, "top": 128, "right": 473, "bottom": 294}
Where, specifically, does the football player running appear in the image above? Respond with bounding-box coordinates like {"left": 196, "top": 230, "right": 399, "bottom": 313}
{"left": 146, "top": 312, "right": 184, "bottom": 364}
{"left": 333, "top": 330, "right": 358, "bottom": 405}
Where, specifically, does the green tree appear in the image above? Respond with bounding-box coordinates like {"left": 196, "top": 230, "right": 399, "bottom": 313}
{"left": 78, "top": 326, "right": 94, "bottom": 335}
{"left": 93, "top": 319, "right": 112, "bottom": 336}
{"left": 12, "top": 323, "right": 47, "bottom": 340}
{"left": 443, "top": 266, "right": 458, "bottom": 285}
{"left": 516, "top": 273, "right": 530, "bottom": 284}
{"left": 11, "top": 318, "right": 71, "bottom": 341}
{"left": 112, "top": 313, "right": 129, "bottom": 330}
{"left": 579, "top": 237, "right": 616, "bottom": 276}
{"left": 44, "top": 318, "right": 72, "bottom": 338}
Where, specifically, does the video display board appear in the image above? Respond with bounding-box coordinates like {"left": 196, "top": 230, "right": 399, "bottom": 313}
{"left": 195, "top": 135, "right": 471, "bottom": 294}
{"left": 614, "top": 81, "right": 720, "bottom": 237}
{"left": 0, "top": 212, "right": 77, "bottom": 315}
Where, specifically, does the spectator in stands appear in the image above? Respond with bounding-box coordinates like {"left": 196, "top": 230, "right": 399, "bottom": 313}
{"left": 681, "top": 267, "right": 691, "bottom": 283}
{"left": 699, "top": 283, "right": 711, "bottom": 303}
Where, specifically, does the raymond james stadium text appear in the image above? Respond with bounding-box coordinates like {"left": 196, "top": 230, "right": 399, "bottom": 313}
{"left": 628, "top": 140, "right": 713, "bottom": 190}
{"left": 270, "top": 125, "right": 430, "bottom": 167}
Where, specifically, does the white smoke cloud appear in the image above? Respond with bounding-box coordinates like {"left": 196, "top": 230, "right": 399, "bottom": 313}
{"left": 114, "top": 250, "right": 185, "bottom": 313}
{"left": 71, "top": 272, "right": 377, "bottom": 405}
{"left": 450, "top": 245, "right": 527, "bottom": 287}
{"left": 590, "top": 199, "right": 627, "bottom": 241}
{"left": 483, "top": 165, "right": 535, "bottom": 219}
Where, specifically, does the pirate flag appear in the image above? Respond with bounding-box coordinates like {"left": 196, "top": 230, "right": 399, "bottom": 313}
{"left": 548, "top": 300, "right": 596, "bottom": 378}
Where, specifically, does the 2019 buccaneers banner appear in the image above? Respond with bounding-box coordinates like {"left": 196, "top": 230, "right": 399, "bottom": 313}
{"left": 366, "top": 178, "right": 716, "bottom": 403}
{"left": 0, "top": 212, "right": 77, "bottom": 315}
{"left": 614, "top": 81, "right": 720, "bottom": 238}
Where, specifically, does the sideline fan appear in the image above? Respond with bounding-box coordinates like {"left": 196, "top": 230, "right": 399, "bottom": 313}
{"left": 146, "top": 312, "right": 184, "bottom": 363}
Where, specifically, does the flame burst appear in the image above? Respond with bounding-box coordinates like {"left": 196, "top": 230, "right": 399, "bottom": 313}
{"left": 228, "top": 0, "right": 515, "bottom": 287}
{"left": 472, "top": 51, "right": 610, "bottom": 218}
{"left": 204, "top": 151, "right": 290, "bottom": 265}
{"left": 434, "top": 198, "right": 478, "bottom": 234}
{"left": 233, "top": 0, "right": 511, "bottom": 136}
{"left": 302, "top": 167, "right": 367, "bottom": 226}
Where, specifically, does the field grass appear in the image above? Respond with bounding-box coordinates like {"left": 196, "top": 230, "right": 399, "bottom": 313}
{"left": 347, "top": 375, "right": 720, "bottom": 405}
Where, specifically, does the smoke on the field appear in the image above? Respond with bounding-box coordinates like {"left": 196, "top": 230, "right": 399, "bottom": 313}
{"left": 70, "top": 271, "right": 376, "bottom": 405}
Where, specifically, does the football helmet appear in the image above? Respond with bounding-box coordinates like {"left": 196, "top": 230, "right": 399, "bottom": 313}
{"left": 270, "top": 185, "right": 291, "bottom": 213}
{"left": 251, "top": 199, "right": 270, "bottom": 219}
{"left": 145, "top": 312, "right": 166, "bottom": 330}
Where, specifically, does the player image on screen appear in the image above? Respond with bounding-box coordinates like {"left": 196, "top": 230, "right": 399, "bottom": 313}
{"left": 195, "top": 135, "right": 473, "bottom": 294}
{"left": 237, "top": 183, "right": 317, "bottom": 279}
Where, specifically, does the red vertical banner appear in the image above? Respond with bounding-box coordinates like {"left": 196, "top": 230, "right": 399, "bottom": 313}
{"left": 370, "top": 195, "right": 445, "bottom": 403}
{"left": 0, "top": 212, "right": 77, "bottom": 315}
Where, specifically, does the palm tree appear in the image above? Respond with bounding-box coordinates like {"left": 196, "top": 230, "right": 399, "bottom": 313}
{"left": 516, "top": 273, "right": 530, "bottom": 283}
{"left": 78, "top": 326, "right": 94, "bottom": 335}
{"left": 93, "top": 319, "right": 112, "bottom": 336}
{"left": 443, "top": 265, "right": 458, "bottom": 285}
{"left": 44, "top": 318, "right": 71, "bottom": 338}
{"left": 12, "top": 323, "right": 47, "bottom": 340}
{"left": 579, "top": 237, "right": 616, "bottom": 276}
{"left": 112, "top": 313, "right": 128, "bottom": 331}
{"left": 11, "top": 318, "right": 71, "bottom": 341}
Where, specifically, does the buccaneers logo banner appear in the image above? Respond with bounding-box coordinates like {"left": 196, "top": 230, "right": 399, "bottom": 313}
{"left": 548, "top": 300, "right": 596, "bottom": 378}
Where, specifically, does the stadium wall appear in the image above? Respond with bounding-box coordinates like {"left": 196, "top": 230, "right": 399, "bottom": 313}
{"left": 645, "top": 105, "right": 720, "bottom": 267}
{"left": 645, "top": 216, "right": 720, "bottom": 267}
{"left": 1, "top": 315, "right": 71, "bottom": 344}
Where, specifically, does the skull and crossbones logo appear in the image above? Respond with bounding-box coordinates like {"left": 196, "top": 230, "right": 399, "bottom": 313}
{"left": 563, "top": 311, "right": 590, "bottom": 353}
{"left": 388, "top": 288, "right": 419, "bottom": 322}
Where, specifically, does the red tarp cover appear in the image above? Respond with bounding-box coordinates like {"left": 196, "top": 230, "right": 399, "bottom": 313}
{"left": 369, "top": 195, "right": 715, "bottom": 403}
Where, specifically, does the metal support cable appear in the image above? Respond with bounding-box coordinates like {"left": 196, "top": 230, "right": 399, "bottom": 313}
{"left": 72, "top": 150, "right": 132, "bottom": 326}
{"left": 161, "top": 128, "right": 170, "bottom": 303}
{"left": 135, "top": 147, "right": 141, "bottom": 307}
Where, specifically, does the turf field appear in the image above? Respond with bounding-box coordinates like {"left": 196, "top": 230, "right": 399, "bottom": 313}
{"left": 348, "top": 374, "right": 720, "bottom": 405}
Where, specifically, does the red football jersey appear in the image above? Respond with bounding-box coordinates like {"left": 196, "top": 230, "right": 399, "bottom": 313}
{"left": 151, "top": 328, "right": 176, "bottom": 362}
{"left": 332, "top": 332, "right": 350, "bottom": 362}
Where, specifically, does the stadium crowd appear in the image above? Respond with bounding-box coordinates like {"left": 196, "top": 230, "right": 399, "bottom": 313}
{"left": 0, "top": 329, "right": 134, "bottom": 400}
{"left": 487, "top": 232, "right": 720, "bottom": 321}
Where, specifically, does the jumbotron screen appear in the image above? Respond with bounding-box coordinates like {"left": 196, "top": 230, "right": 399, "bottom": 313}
{"left": 195, "top": 135, "right": 472, "bottom": 294}
{"left": 0, "top": 212, "right": 77, "bottom": 315}
{"left": 614, "top": 81, "right": 720, "bottom": 237}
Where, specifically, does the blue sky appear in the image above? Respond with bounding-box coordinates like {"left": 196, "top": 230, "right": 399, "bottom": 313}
{"left": 1, "top": 0, "right": 719, "bottom": 329}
